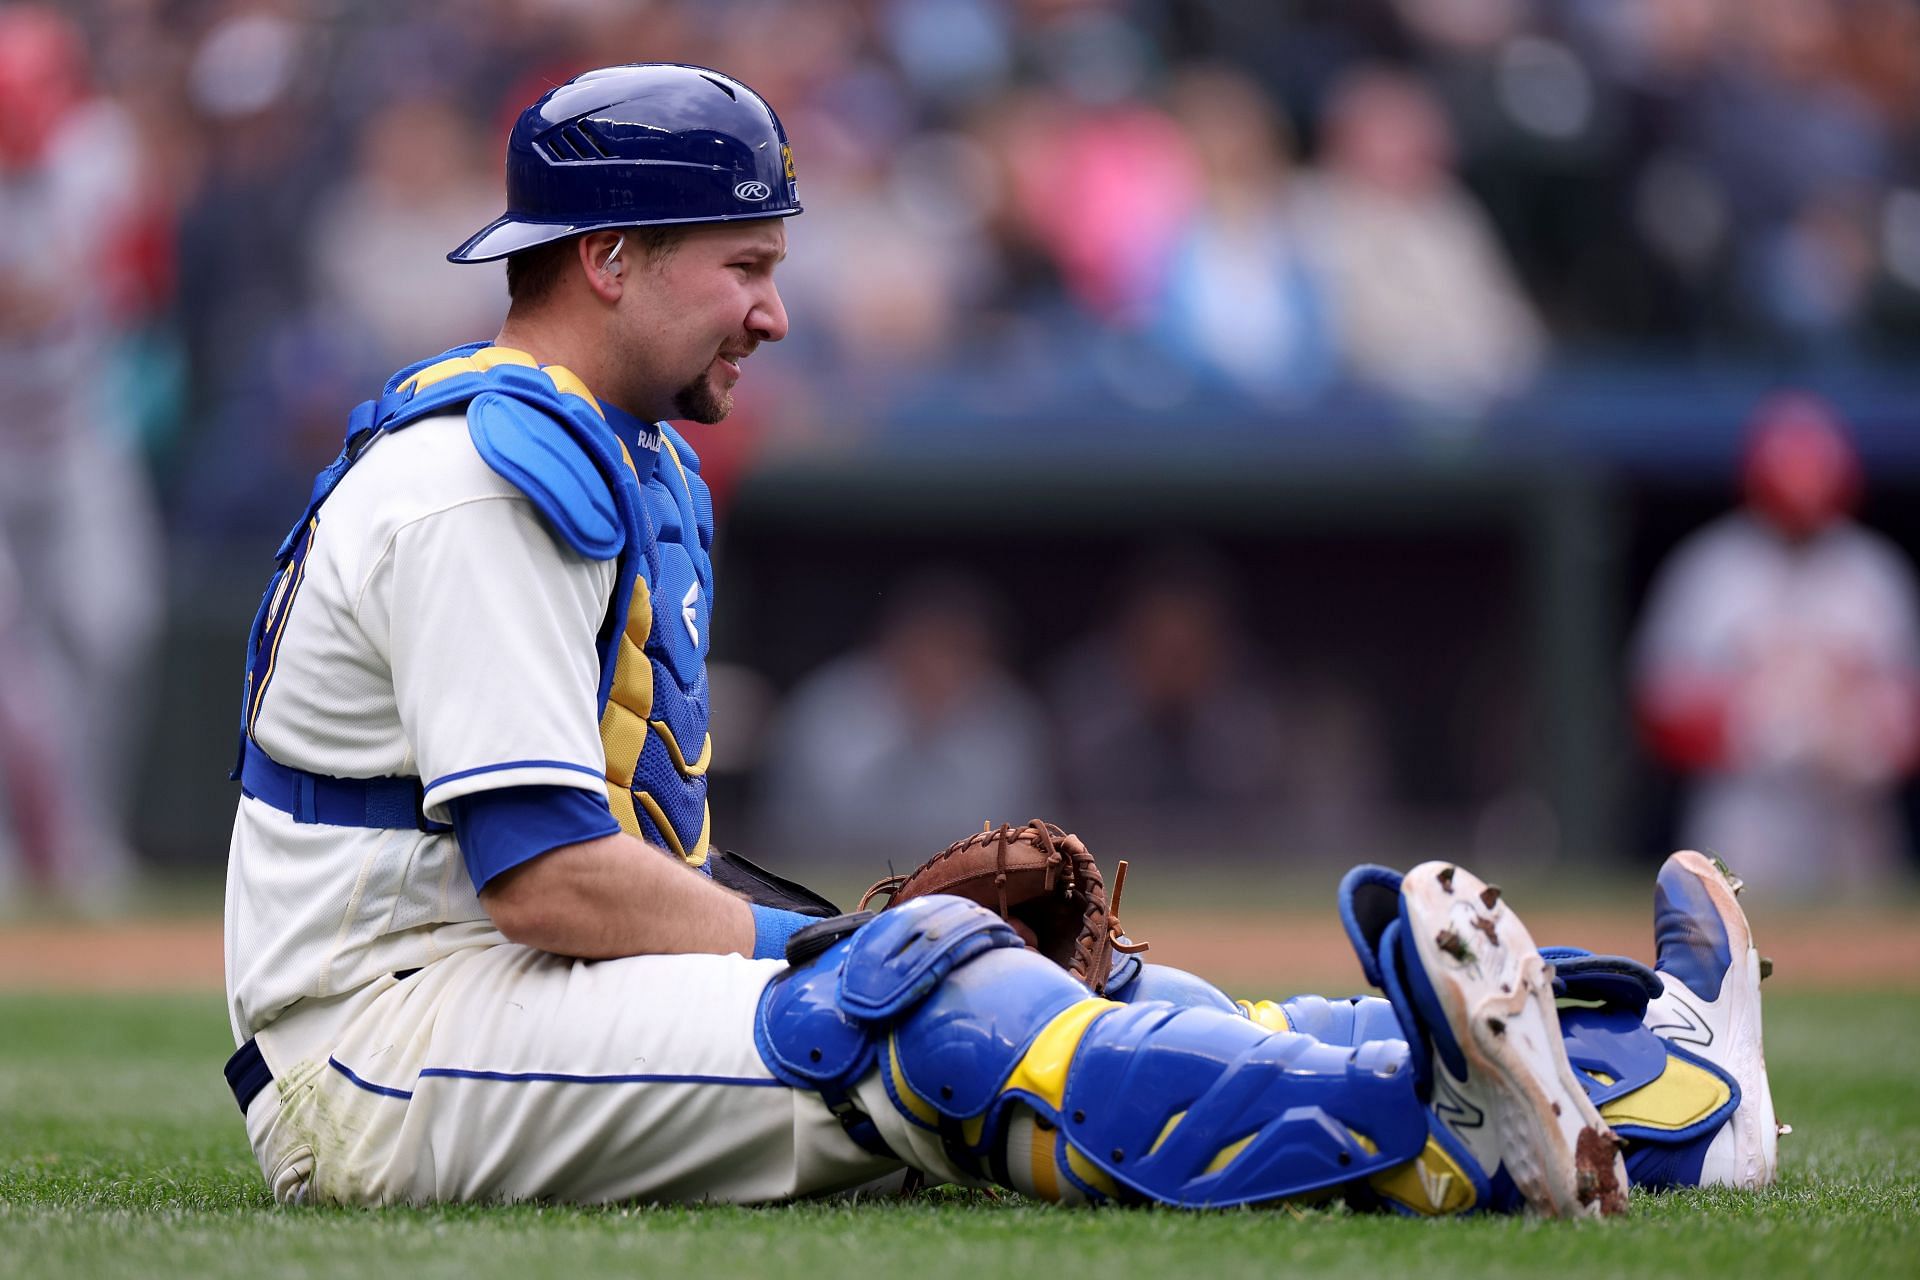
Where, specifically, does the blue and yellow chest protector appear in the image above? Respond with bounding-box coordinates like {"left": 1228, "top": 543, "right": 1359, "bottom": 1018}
{"left": 237, "top": 343, "right": 716, "bottom": 866}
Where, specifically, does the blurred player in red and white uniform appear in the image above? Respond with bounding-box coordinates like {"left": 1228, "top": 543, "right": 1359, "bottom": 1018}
{"left": 0, "top": 4, "right": 164, "bottom": 905}
{"left": 1633, "top": 394, "right": 1920, "bottom": 894}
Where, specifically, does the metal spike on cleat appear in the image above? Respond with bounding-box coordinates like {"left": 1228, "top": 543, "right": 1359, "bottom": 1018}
{"left": 1706, "top": 852, "right": 1745, "bottom": 894}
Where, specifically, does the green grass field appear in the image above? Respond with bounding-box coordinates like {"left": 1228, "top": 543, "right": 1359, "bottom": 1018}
{"left": 2, "top": 990, "right": 1915, "bottom": 1280}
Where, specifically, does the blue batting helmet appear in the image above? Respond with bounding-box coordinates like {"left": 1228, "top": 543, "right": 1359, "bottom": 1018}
{"left": 448, "top": 63, "right": 801, "bottom": 264}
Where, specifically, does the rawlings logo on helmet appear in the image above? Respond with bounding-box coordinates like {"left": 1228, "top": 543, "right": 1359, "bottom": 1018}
{"left": 733, "top": 180, "right": 772, "bottom": 201}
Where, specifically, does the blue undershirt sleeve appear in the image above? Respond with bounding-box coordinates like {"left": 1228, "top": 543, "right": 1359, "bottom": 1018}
{"left": 448, "top": 784, "right": 621, "bottom": 893}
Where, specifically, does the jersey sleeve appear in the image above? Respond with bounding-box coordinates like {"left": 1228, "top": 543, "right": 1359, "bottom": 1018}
{"left": 448, "top": 784, "right": 621, "bottom": 891}
{"left": 1631, "top": 526, "right": 1738, "bottom": 679}
{"left": 366, "top": 493, "right": 616, "bottom": 821}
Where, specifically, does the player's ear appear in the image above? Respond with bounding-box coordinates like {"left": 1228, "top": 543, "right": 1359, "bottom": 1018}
{"left": 578, "top": 231, "right": 626, "bottom": 303}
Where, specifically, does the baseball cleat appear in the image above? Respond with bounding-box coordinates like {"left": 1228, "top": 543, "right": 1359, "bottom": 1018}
{"left": 1644, "top": 850, "right": 1781, "bottom": 1189}
{"left": 1399, "top": 862, "right": 1629, "bottom": 1218}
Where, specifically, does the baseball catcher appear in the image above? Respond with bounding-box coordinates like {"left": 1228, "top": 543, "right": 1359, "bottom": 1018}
{"left": 221, "top": 62, "right": 1777, "bottom": 1216}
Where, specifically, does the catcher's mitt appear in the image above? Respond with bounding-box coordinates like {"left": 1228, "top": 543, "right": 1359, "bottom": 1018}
{"left": 859, "top": 820, "right": 1147, "bottom": 993}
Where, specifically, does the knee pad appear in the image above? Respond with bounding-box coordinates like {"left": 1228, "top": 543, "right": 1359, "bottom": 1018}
{"left": 754, "top": 895, "right": 1081, "bottom": 1154}
{"left": 1102, "top": 959, "right": 1239, "bottom": 1014}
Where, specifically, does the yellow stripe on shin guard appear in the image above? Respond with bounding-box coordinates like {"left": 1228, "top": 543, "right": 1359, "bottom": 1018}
{"left": 1064, "top": 1143, "right": 1122, "bottom": 1200}
{"left": 1002, "top": 999, "right": 1116, "bottom": 1111}
{"left": 1599, "top": 1053, "right": 1732, "bottom": 1132}
{"left": 1202, "top": 1134, "right": 1256, "bottom": 1176}
{"left": 887, "top": 1034, "right": 941, "bottom": 1129}
{"left": 1147, "top": 1111, "right": 1186, "bottom": 1157}
{"left": 1236, "top": 999, "right": 1291, "bottom": 1033}
{"left": 1368, "top": 1135, "right": 1479, "bottom": 1216}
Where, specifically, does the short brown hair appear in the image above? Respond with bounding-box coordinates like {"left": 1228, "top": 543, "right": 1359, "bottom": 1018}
{"left": 504, "top": 225, "right": 687, "bottom": 307}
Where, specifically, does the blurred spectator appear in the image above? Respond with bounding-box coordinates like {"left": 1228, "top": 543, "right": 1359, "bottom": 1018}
{"left": 1294, "top": 65, "right": 1546, "bottom": 416}
{"left": 992, "top": 9, "right": 1202, "bottom": 327}
{"left": 0, "top": 3, "right": 163, "bottom": 905}
{"left": 766, "top": 76, "right": 982, "bottom": 377}
{"left": 310, "top": 93, "right": 507, "bottom": 372}
{"left": 1633, "top": 394, "right": 1920, "bottom": 895}
{"left": 1711, "top": 0, "right": 1890, "bottom": 350}
{"left": 755, "top": 570, "right": 1052, "bottom": 863}
{"left": 172, "top": 7, "right": 328, "bottom": 413}
{"left": 1046, "top": 550, "right": 1292, "bottom": 851}
{"left": 1147, "top": 65, "right": 1336, "bottom": 404}
{"left": 1014, "top": 95, "right": 1198, "bottom": 325}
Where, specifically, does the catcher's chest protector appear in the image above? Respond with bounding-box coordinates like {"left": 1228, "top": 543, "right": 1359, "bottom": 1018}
{"left": 238, "top": 343, "right": 716, "bottom": 864}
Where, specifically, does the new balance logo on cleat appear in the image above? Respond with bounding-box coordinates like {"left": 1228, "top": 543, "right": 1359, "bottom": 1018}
{"left": 1431, "top": 1073, "right": 1486, "bottom": 1135}
{"left": 1646, "top": 991, "right": 1712, "bottom": 1048}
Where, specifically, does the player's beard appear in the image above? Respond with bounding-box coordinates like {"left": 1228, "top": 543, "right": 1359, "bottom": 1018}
{"left": 671, "top": 369, "right": 733, "bottom": 424}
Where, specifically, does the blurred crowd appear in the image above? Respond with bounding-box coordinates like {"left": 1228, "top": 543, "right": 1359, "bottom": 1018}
{"left": 4, "top": 0, "right": 1919, "bottom": 903}
{"left": 11, "top": 0, "right": 1920, "bottom": 523}
{"left": 750, "top": 552, "right": 1393, "bottom": 865}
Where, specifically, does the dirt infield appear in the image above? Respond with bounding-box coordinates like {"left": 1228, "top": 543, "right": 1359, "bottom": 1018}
{"left": 2, "top": 905, "right": 1914, "bottom": 993}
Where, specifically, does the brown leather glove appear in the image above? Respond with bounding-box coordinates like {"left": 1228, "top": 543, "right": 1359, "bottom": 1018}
{"left": 859, "top": 820, "right": 1147, "bottom": 993}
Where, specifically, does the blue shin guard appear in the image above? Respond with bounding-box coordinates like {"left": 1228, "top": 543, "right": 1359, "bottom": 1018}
{"left": 756, "top": 895, "right": 1432, "bottom": 1208}
{"left": 1100, "top": 945, "right": 1498, "bottom": 1214}
{"left": 998, "top": 999, "right": 1428, "bottom": 1206}
{"left": 1274, "top": 993, "right": 1408, "bottom": 1047}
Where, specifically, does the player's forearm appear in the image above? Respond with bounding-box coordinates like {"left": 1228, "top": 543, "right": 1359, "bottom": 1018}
{"left": 479, "top": 832, "right": 754, "bottom": 959}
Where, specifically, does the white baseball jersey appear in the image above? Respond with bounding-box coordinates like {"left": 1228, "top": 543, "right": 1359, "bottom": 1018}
{"left": 224, "top": 409, "right": 937, "bottom": 1204}
{"left": 1634, "top": 511, "right": 1920, "bottom": 890}
{"left": 226, "top": 409, "right": 615, "bottom": 1044}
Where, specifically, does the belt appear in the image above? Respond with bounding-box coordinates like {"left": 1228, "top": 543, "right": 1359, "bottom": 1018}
{"left": 238, "top": 739, "right": 449, "bottom": 832}
{"left": 225, "top": 1038, "right": 273, "bottom": 1114}
{"left": 224, "top": 970, "right": 422, "bottom": 1114}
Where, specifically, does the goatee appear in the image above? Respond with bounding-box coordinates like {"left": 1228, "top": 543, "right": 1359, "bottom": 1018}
{"left": 672, "top": 374, "right": 733, "bottom": 424}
